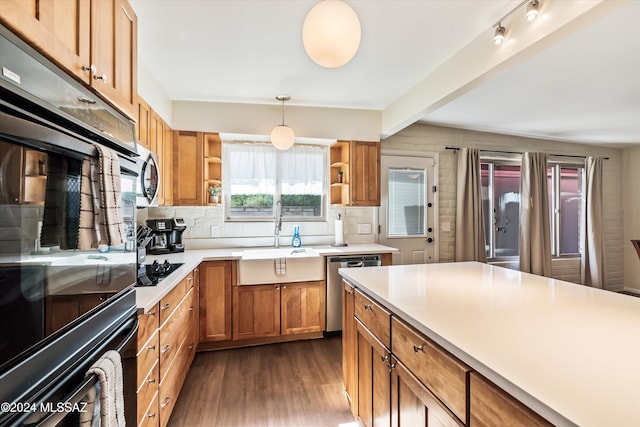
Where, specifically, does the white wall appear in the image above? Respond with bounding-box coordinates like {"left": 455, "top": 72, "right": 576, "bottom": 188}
{"left": 137, "top": 60, "right": 172, "bottom": 124}
{"left": 171, "top": 100, "right": 381, "bottom": 142}
{"left": 381, "top": 123, "right": 625, "bottom": 289}
{"left": 623, "top": 146, "right": 640, "bottom": 291}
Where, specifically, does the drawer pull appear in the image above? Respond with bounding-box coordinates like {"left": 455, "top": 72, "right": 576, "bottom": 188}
{"left": 147, "top": 378, "right": 156, "bottom": 384}
{"left": 364, "top": 304, "right": 372, "bottom": 310}
{"left": 189, "top": 343, "right": 195, "bottom": 350}
{"left": 346, "top": 289, "right": 354, "bottom": 295}
{"left": 413, "top": 344, "right": 424, "bottom": 353}
{"left": 145, "top": 310, "right": 156, "bottom": 316}
{"left": 160, "top": 397, "right": 171, "bottom": 408}
{"left": 148, "top": 412, "right": 156, "bottom": 418}
{"left": 147, "top": 344, "right": 156, "bottom": 351}
{"left": 161, "top": 344, "right": 171, "bottom": 354}
{"left": 188, "top": 306, "right": 194, "bottom": 312}
{"left": 381, "top": 355, "right": 389, "bottom": 363}
{"left": 388, "top": 362, "right": 396, "bottom": 373}
{"left": 187, "top": 276, "right": 193, "bottom": 282}
{"left": 161, "top": 303, "right": 171, "bottom": 311}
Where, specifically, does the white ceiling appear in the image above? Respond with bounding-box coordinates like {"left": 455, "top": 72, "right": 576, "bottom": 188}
{"left": 131, "top": 0, "right": 640, "bottom": 147}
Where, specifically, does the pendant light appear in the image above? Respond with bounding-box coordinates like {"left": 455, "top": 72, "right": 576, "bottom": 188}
{"left": 302, "top": 0, "right": 361, "bottom": 68}
{"left": 270, "top": 95, "right": 295, "bottom": 150}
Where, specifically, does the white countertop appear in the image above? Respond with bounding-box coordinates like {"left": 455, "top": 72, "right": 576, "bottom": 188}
{"left": 135, "top": 244, "right": 396, "bottom": 314}
{"left": 339, "top": 261, "right": 640, "bottom": 427}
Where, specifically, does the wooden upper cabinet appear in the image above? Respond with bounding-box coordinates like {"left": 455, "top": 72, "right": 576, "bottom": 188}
{"left": 162, "top": 122, "right": 174, "bottom": 206}
{"left": 173, "top": 130, "right": 203, "bottom": 206}
{"left": 0, "top": 0, "right": 91, "bottom": 84}
{"left": 90, "top": 0, "right": 137, "bottom": 118}
{"left": 136, "top": 97, "right": 151, "bottom": 149}
{"left": 329, "top": 140, "right": 380, "bottom": 206}
{"left": 0, "top": 0, "right": 137, "bottom": 118}
{"left": 351, "top": 141, "right": 380, "bottom": 206}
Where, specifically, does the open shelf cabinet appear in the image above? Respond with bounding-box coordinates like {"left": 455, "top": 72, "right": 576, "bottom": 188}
{"left": 204, "top": 133, "right": 223, "bottom": 206}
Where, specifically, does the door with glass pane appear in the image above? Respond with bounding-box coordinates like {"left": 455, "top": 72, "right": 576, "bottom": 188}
{"left": 379, "top": 155, "right": 437, "bottom": 264}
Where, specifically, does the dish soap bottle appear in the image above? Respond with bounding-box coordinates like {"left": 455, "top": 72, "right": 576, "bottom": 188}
{"left": 292, "top": 225, "right": 302, "bottom": 248}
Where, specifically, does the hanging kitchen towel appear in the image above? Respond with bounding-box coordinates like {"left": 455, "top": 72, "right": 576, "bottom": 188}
{"left": 274, "top": 257, "right": 287, "bottom": 275}
{"left": 79, "top": 350, "right": 125, "bottom": 427}
{"left": 77, "top": 145, "right": 126, "bottom": 249}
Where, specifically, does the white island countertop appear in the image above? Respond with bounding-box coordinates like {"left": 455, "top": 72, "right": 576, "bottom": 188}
{"left": 339, "top": 261, "right": 640, "bottom": 427}
{"left": 135, "top": 244, "right": 396, "bottom": 314}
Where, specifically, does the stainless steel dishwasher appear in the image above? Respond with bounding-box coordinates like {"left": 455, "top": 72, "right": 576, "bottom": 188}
{"left": 326, "top": 254, "right": 382, "bottom": 333}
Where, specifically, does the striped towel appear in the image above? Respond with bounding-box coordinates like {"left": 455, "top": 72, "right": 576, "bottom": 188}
{"left": 77, "top": 145, "right": 126, "bottom": 250}
{"left": 79, "top": 350, "right": 126, "bottom": 427}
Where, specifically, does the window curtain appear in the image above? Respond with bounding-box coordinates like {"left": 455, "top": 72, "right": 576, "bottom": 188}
{"left": 519, "top": 152, "right": 552, "bottom": 276}
{"left": 581, "top": 156, "right": 606, "bottom": 288}
{"left": 455, "top": 148, "right": 487, "bottom": 262}
{"left": 279, "top": 145, "right": 326, "bottom": 195}
{"left": 223, "top": 143, "right": 276, "bottom": 194}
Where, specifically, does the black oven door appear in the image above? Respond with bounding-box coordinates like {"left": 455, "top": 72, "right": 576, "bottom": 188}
{"left": 0, "top": 289, "right": 138, "bottom": 427}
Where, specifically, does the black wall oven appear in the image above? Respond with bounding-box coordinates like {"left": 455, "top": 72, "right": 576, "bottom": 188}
{"left": 0, "top": 25, "right": 139, "bottom": 426}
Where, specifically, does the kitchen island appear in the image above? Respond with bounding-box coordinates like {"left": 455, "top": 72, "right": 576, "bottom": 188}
{"left": 339, "top": 261, "right": 640, "bottom": 427}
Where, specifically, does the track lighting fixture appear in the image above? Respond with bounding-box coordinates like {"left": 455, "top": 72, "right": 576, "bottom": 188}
{"left": 270, "top": 95, "right": 295, "bottom": 150}
{"left": 526, "top": 0, "right": 540, "bottom": 21}
{"left": 492, "top": 0, "right": 542, "bottom": 46}
{"left": 494, "top": 24, "right": 506, "bottom": 45}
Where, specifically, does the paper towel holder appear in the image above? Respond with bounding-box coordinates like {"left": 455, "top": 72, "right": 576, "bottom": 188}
{"left": 332, "top": 213, "right": 348, "bottom": 247}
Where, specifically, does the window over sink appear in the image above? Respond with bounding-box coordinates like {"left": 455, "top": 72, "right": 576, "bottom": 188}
{"left": 222, "top": 142, "right": 327, "bottom": 221}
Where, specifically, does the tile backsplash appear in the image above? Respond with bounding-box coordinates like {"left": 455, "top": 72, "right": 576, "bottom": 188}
{"left": 140, "top": 205, "right": 377, "bottom": 249}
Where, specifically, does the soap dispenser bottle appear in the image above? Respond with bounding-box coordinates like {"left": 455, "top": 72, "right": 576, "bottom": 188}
{"left": 292, "top": 225, "right": 302, "bottom": 248}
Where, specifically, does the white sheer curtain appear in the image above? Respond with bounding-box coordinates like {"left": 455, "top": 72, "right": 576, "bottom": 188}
{"left": 581, "top": 156, "right": 606, "bottom": 288}
{"left": 519, "top": 152, "right": 552, "bottom": 276}
{"left": 279, "top": 145, "right": 326, "bottom": 195}
{"left": 223, "top": 143, "right": 276, "bottom": 194}
{"left": 455, "top": 148, "right": 487, "bottom": 262}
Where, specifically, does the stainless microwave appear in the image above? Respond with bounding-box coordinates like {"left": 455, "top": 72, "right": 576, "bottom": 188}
{"left": 135, "top": 144, "right": 160, "bottom": 207}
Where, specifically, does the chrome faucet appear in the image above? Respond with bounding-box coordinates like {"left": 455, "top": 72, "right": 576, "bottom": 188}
{"left": 274, "top": 200, "right": 282, "bottom": 248}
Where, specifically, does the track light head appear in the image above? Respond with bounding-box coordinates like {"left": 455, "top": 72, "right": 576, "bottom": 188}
{"left": 494, "top": 24, "right": 506, "bottom": 45}
{"left": 526, "top": 0, "right": 540, "bottom": 21}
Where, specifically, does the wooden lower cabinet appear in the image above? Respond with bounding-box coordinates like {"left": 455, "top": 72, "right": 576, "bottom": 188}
{"left": 136, "top": 268, "right": 198, "bottom": 427}
{"left": 356, "top": 318, "right": 391, "bottom": 427}
{"left": 391, "top": 357, "right": 462, "bottom": 427}
{"left": 342, "top": 280, "right": 358, "bottom": 416}
{"left": 470, "top": 373, "right": 552, "bottom": 427}
{"left": 281, "top": 280, "right": 325, "bottom": 335}
{"left": 199, "top": 261, "right": 232, "bottom": 342}
{"left": 233, "top": 280, "right": 325, "bottom": 341}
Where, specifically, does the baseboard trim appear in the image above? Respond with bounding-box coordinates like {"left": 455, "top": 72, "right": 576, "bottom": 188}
{"left": 621, "top": 287, "right": 640, "bottom": 296}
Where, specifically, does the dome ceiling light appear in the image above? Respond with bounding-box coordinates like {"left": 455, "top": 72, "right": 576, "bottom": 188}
{"left": 302, "top": 0, "right": 361, "bottom": 68}
{"left": 270, "top": 95, "right": 295, "bottom": 151}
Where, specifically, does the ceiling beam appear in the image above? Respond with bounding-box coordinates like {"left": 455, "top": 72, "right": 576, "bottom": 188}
{"left": 380, "top": 0, "right": 629, "bottom": 139}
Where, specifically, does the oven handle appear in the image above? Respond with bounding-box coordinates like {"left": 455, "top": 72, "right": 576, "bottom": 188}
{"left": 33, "top": 316, "right": 139, "bottom": 427}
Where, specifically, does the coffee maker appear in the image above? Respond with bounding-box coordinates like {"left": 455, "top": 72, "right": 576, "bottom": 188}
{"left": 146, "top": 218, "right": 186, "bottom": 254}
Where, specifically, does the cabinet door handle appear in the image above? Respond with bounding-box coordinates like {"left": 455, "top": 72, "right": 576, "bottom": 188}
{"left": 282, "top": 285, "right": 287, "bottom": 289}
{"left": 363, "top": 304, "right": 372, "bottom": 310}
{"left": 147, "top": 378, "right": 156, "bottom": 384}
{"left": 160, "top": 397, "right": 171, "bottom": 408}
{"left": 161, "top": 303, "right": 171, "bottom": 311}
{"left": 147, "top": 344, "right": 156, "bottom": 351}
{"left": 188, "top": 306, "right": 194, "bottom": 312}
{"left": 93, "top": 73, "right": 107, "bottom": 83}
{"left": 275, "top": 286, "right": 280, "bottom": 290}
{"left": 189, "top": 343, "right": 194, "bottom": 350}
{"left": 413, "top": 344, "right": 424, "bottom": 353}
{"left": 388, "top": 362, "right": 396, "bottom": 373}
{"left": 82, "top": 64, "right": 96, "bottom": 74}
{"left": 381, "top": 355, "right": 389, "bottom": 363}
{"left": 147, "top": 412, "right": 156, "bottom": 418}
{"left": 346, "top": 289, "right": 354, "bottom": 295}
{"left": 161, "top": 344, "right": 171, "bottom": 354}
{"left": 146, "top": 310, "right": 156, "bottom": 316}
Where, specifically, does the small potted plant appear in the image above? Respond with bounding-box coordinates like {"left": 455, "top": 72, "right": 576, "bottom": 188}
{"left": 337, "top": 168, "right": 344, "bottom": 183}
{"left": 208, "top": 185, "right": 222, "bottom": 204}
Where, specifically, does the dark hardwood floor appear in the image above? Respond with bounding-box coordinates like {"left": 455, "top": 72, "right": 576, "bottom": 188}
{"left": 168, "top": 336, "right": 356, "bottom": 426}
